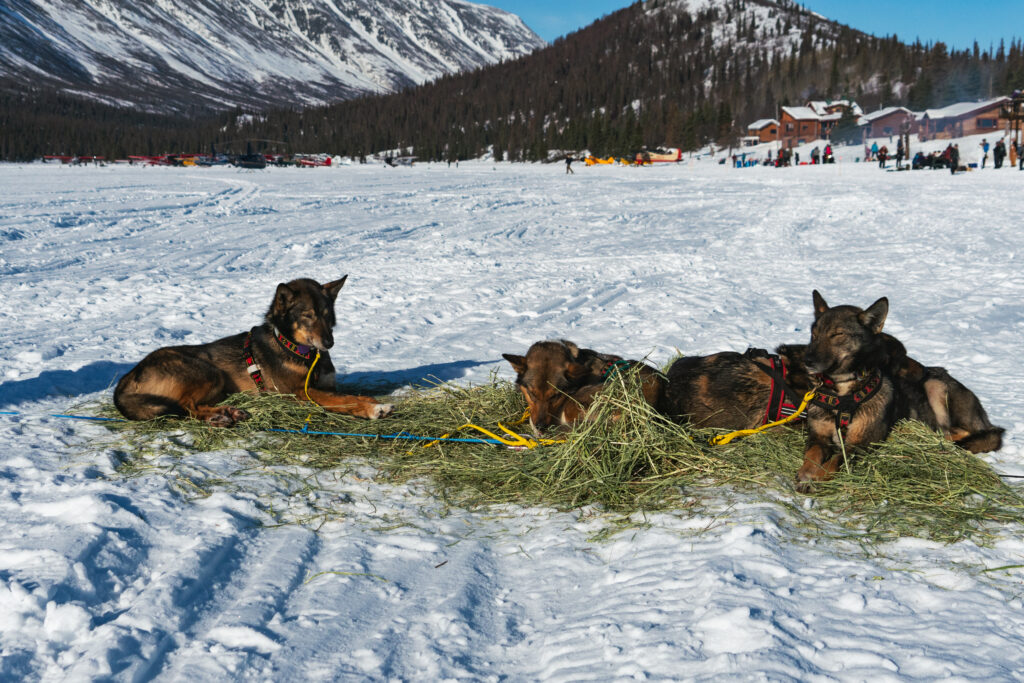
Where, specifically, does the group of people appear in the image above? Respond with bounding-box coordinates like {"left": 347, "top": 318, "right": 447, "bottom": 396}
{"left": 868, "top": 139, "right": 908, "bottom": 169}
{"left": 979, "top": 138, "right": 1015, "bottom": 169}
{"left": 762, "top": 144, "right": 834, "bottom": 167}
{"left": 907, "top": 143, "right": 962, "bottom": 174}
{"left": 728, "top": 134, "right": 1024, "bottom": 172}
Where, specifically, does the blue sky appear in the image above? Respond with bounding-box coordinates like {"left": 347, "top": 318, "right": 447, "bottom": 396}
{"left": 487, "top": 0, "right": 1023, "bottom": 51}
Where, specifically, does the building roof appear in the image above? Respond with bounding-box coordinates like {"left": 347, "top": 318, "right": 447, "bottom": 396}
{"left": 921, "top": 96, "right": 1010, "bottom": 120}
{"left": 807, "top": 99, "right": 863, "bottom": 117}
{"left": 781, "top": 106, "right": 819, "bottom": 121}
{"left": 859, "top": 106, "right": 913, "bottom": 123}
{"left": 747, "top": 118, "right": 779, "bottom": 130}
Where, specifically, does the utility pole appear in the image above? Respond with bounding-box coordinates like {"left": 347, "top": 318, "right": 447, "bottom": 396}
{"left": 900, "top": 118, "right": 911, "bottom": 171}
{"left": 1003, "top": 91, "right": 1023, "bottom": 167}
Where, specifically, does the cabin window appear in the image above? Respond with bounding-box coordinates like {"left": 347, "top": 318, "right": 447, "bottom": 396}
{"left": 977, "top": 118, "right": 997, "bottom": 128}
{"left": 769, "top": 128, "right": 777, "bottom": 135}
{"left": 786, "top": 123, "right": 794, "bottom": 131}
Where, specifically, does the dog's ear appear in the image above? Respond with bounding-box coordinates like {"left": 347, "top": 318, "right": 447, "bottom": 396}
{"left": 565, "top": 361, "right": 591, "bottom": 382}
{"left": 502, "top": 353, "right": 527, "bottom": 376}
{"left": 859, "top": 297, "right": 889, "bottom": 334}
{"left": 812, "top": 290, "right": 829, "bottom": 320}
{"left": 273, "top": 282, "right": 296, "bottom": 314}
{"left": 322, "top": 275, "right": 348, "bottom": 303}
{"left": 879, "top": 332, "right": 907, "bottom": 367}
{"left": 559, "top": 340, "right": 580, "bottom": 359}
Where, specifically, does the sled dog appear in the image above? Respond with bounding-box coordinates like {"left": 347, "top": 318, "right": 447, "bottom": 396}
{"left": 663, "top": 295, "right": 1002, "bottom": 492}
{"left": 794, "top": 291, "right": 900, "bottom": 490}
{"left": 502, "top": 340, "right": 665, "bottom": 434}
{"left": 662, "top": 348, "right": 813, "bottom": 430}
{"left": 114, "top": 276, "right": 392, "bottom": 425}
{"left": 796, "top": 291, "right": 1004, "bottom": 490}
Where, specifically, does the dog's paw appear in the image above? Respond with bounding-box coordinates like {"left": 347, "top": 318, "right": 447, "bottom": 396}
{"left": 795, "top": 479, "right": 817, "bottom": 495}
{"left": 206, "top": 406, "right": 249, "bottom": 428}
{"left": 369, "top": 403, "right": 393, "bottom": 419}
{"left": 207, "top": 413, "right": 235, "bottom": 428}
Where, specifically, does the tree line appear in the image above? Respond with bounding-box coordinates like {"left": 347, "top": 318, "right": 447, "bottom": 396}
{"left": 2, "top": 0, "right": 1022, "bottom": 162}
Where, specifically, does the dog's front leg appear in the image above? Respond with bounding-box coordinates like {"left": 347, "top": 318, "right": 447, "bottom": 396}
{"left": 304, "top": 389, "right": 393, "bottom": 419}
{"left": 796, "top": 427, "right": 841, "bottom": 493}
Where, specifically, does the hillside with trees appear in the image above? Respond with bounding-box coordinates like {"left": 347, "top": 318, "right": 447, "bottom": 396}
{"left": 3, "top": 0, "right": 1022, "bottom": 161}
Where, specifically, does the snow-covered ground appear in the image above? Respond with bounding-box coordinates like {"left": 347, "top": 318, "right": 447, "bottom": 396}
{"left": 2, "top": 157, "right": 1023, "bottom": 680}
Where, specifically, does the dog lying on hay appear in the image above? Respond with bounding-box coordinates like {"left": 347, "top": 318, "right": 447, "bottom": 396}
{"left": 662, "top": 291, "right": 1003, "bottom": 491}
{"left": 796, "top": 291, "right": 1003, "bottom": 490}
{"left": 502, "top": 340, "right": 665, "bottom": 435}
{"left": 114, "top": 276, "right": 392, "bottom": 426}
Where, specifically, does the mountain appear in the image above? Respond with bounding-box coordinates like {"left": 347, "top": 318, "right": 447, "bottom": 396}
{"left": 262, "top": 0, "right": 1018, "bottom": 160}
{"left": 2, "top": 0, "right": 1021, "bottom": 161}
{"left": 0, "top": 0, "right": 546, "bottom": 112}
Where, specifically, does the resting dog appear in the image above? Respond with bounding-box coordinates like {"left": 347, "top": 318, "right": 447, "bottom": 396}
{"left": 796, "top": 291, "right": 1004, "bottom": 489}
{"left": 663, "top": 295, "right": 1002, "bottom": 491}
{"left": 502, "top": 340, "right": 664, "bottom": 434}
{"left": 795, "top": 291, "right": 899, "bottom": 490}
{"left": 114, "top": 276, "right": 392, "bottom": 425}
{"left": 780, "top": 339, "right": 1002, "bottom": 453}
{"left": 663, "top": 348, "right": 813, "bottom": 430}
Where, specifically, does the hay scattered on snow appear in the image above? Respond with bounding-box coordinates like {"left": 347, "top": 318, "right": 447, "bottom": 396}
{"left": 94, "top": 370, "right": 1024, "bottom": 544}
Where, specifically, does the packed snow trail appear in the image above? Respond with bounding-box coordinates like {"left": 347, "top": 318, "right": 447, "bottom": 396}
{"left": 1, "top": 159, "right": 1023, "bottom": 680}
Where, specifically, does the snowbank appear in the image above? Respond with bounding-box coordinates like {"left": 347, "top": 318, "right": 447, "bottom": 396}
{"left": 1, "top": 159, "right": 1023, "bottom": 679}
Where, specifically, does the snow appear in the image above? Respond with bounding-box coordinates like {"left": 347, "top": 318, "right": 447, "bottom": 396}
{"left": 2, "top": 156, "right": 1024, "bottom": 679}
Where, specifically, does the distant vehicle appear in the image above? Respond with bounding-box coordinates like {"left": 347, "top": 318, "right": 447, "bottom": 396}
{"left": 635, "top": 147, "right": 682, "bottom": 164}
{"left": 295, "top": 154, "right": 332, "bottom": 167}
{"left": 128, "top": 155, "right": 173, "bottom": 166}
{"left": 233, "top": 142, "right": 267, "bottom": 169}
{"left": 233, "top": 154, "right": 267, "bottom": 169}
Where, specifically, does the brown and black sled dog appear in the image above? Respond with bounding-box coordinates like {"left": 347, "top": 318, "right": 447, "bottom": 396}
{"left": 662, "top": 348, "right": 813, "bottom": 431}
{"left": 114, "top": 276, "right": 392, "bottom": 425}
{"left": 502, "top": 340, "right": 665, "bottom": 434}
{"left": 663, "top": 292, "right": 1003, "bottom": 491}
{"left": 796, "top": 290, "right": 1003, "bottom": 490}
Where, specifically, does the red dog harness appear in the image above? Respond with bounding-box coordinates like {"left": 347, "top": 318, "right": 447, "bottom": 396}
{"left": 811, "top": 370, "right": 883, "bottom": 430}
{"left": 744, "top": 348, "right": 806, "bottom": 425}
{"left": 243, "top": 326, "right": 321, "bottom": 393}
{"left": 761, "top": 355, "right": 805, "bottom": 424}
{"left": 243, "top": 328, "right": 267, "bottom": 392}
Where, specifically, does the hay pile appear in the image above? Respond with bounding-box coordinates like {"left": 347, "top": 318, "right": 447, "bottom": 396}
{"left": 96, "top": 371, "right": 1024, "bottom": 543}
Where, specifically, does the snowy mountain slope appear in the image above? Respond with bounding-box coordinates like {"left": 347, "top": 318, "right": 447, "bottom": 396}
{"left": 0, "top": 0, "right": 545, "bottom": 112}
{"left": 1, "top": 155, "right": 1023, "bottom": 679}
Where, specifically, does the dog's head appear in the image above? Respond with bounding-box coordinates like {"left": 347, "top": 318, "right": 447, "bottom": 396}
{"left": 803, "top": 290, "right": 888, "bottom": 378}
{"left": 267, "top": 276, "right": 347, "bottom": 351}
{"left": 502, "top": 340, "right": 592, "bottom": 433}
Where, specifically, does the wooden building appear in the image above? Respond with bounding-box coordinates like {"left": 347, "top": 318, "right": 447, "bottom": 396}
{"left": 746, "top": 119, "right": 778, "bottom": 143}
{"left": 778, "top": 106, "right": 820, "bottom": 147}
{"left": 918, "top": 97, "right": 1010, "bottom": 140}
{"left": 858, "top": 107, "right": 915, "bottom": 138}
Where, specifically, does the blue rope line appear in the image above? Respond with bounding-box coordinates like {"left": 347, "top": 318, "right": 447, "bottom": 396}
{"left": 0, "top": 410, "right": 506, "bottom": 445}
{"left": 1, "top": 410, "right": 123, "bottom": 422}
{"left": 267, "top": 428, "right": 503, "bottom": 445}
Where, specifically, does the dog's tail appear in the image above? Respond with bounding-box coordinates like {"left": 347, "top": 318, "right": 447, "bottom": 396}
{"left": 955, "top": 427, "right": 1005, "bottom": 454}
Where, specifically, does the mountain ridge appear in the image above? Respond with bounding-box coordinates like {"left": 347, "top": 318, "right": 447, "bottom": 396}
{"left": 0, "top": 0, "right": 546, "bottom": 112}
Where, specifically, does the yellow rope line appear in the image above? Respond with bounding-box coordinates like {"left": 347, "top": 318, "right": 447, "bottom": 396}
{"left": 710, "top": 389, "right": 817, "bottom": 445}
{"left": 302, "top": 350, "right": 322, "bottom": 428}
{"left": 421, "top": 409, "right": 564, "bottom": 450}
